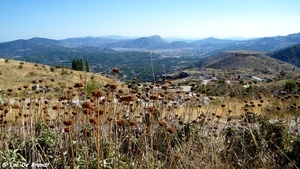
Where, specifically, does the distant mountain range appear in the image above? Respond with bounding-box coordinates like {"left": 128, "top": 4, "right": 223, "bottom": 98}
{"left": 1, "top": 32, "right": 300, "bottom": 82}
{"left": 1, "top": 32, "right": 300, "bottom": 59}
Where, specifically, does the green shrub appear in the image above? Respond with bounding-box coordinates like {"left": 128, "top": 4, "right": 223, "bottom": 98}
{"left": 60, "top": 69, "right": 69, "bottom": 76}
{"left": 284, "top": 81, "right": 297, "bottom": 93}
{"left": 50, "top": 67, "right": 55, "bottom": 72}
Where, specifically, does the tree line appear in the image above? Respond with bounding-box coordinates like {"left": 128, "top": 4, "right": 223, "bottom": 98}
{"left": 71, "top": 58, "right": 90, "bottom": 72}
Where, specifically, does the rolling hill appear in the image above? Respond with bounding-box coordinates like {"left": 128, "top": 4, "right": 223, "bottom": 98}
{"left": 0, "top": 37, "right": 118, "bottom": 58}
{"left": 0, "top": 58, "right": 114, "bottom": 92}
{"left": 268, "top": 44, "right": 300, "bottom": 67}
{"left": 190, "top": 51, "right": 300, "bottom": 78}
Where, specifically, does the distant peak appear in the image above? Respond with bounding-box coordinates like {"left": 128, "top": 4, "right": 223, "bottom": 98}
{"left": 148, "top": 35, "right": 161, "bottom": 39}
{"left": 205, "top": 37, "right": 219, "bottom": 40}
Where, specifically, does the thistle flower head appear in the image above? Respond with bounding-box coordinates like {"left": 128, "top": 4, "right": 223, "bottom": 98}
{"left": 108, "top": 84, "right": 118, "bottom": 91}
{"left": 119, "top": 95, "right": 135, "bottom": 102}
{"left": 74, "top": 82, "right": 83, "bottom": 88}
{"left": 117, "top": 118, "right": 126, "bottom": 126}
{"left": 82, "top": 101, "right": 93, "bottom": 109}
{"left": 147, "top": 106, "right": 155, "bottom": 112}
{"left": 167, "top": 126, "right": 175, "bottom": 134}
{"left": 64, "top": 126, "right": 72, "bottom": 133}
{"left": 159, "top": 120, "right": 167, "bottom": 127}
{"left": 129, "top": 121, "right": 137, "bottom": 127}
{"left": 63, "top": 119, "right": 73, "bottom": 126}
{"left": 92, "top": 90, "right": 102, "bottom": 98}
{"left": 89, "top": 117, "right": 98, "bottom": 125}
{"left": 150, "top": 94, "right": 159, "bottom": 100}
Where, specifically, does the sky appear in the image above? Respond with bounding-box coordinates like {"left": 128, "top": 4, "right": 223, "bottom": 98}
{"left": 1, "top": 0, "right": 300, "bottom": 42}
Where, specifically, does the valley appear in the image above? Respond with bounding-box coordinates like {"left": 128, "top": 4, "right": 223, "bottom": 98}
{"left": 1, "top": 32, "right": 300, "bottom": 83}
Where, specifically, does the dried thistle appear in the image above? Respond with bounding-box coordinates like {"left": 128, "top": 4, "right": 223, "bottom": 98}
{"left": 63, "top": 119, "right": 73, "bottom": 126}
{"left": 129, "top": 121, "right": 137, "bottom": 127}
{"left": 52, "top": 105, "right": 60, "bottom": 110}
{"left": 74, "top": 82, "right": 83, "bottom": 88}
{"left": 159, "top": 120, "right": 167, "bottom": 127}
{"left": 92, "top": 90, "right": 102, "bottom": 98}
{"left": 167, "top": 126, "right": 175, "bottom": 134}
{"left": 150, "top": 94, "right": 159, "bottom": 100}
{"left": 147, "top": 106, "right": 155, "bottom": 112}
{"left": 108, "top": 84, "right": 118, "bottom": 90}
{"left": 82, "top": 101, "right": 93, "bottom": 109}
{"left": 89, "top": 117, "right": 98, "bottom": 125}
{"left": 117, "top": 118, "right": 126, "bottom": 126}
{"left": 119, "top": 95, "right": 135, "bottom": 102}
{"left": 64, "top": 126, "right": 72, "bottom": 133}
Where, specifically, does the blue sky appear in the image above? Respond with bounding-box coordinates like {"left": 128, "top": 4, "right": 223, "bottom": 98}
{"left": 1, "top": 0, "right": 300, "bottom": 42}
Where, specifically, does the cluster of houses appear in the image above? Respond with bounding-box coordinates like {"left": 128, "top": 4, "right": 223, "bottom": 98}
{"left": 163, "top": 70, "right": 271, "bottom": 92}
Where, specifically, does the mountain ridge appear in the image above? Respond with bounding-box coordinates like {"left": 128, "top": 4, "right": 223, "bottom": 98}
{"left": 1, "top": 32, "right": 300, "bottom": 57}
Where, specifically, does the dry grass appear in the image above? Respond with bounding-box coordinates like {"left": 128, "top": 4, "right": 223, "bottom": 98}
{"left": 0, "top": 58, "right": 114, "bottom": 91}
{"left": 0, "top": 59, "right": 300, "bottom": 169}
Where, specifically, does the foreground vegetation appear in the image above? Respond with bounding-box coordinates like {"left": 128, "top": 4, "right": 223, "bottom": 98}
{"left": 0, "top": 68, "right": 300, "bottom": 169}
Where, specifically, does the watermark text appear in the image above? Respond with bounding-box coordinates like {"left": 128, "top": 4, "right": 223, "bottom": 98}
{"left": 2, "top": 162, "right": 49, "bottom": 168}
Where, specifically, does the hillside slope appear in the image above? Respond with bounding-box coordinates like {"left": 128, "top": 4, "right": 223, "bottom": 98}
{"left": 0, "top": 58, "right": 114, "bottom": 92}
{"left": 191, "top": 51, "right": 300, "bottom": 77}
{"left": 268, "top": 44, "right": 300, "bottom": 67}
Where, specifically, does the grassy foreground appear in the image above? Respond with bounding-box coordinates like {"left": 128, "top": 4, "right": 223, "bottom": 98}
{"left": 0, "top": 65, "right": 300, "bottom": 168}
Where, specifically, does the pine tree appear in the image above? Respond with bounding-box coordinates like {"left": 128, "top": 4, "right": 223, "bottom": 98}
{"left": 85, "top": 59, "right": 90, "bottom": 72}
{"left": 71, "top": 58, "right": 84, "bottom": 71}
{"left": 78, "top": 59, "right": 83, "bottom": 71}
{"left": 72, "top": 59, "right": 77, "bottom": 70}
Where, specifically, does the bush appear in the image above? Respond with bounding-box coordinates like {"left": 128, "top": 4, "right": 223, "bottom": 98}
{"left": 50, "top": 67, "right": 55, "bottom": 72}
{"left": 87, "top": 80, "right": 101, "bottom": 94}
{"left": 284, "top": 81, "right": 297, "bottom": 93}
{"left": 60, "top": 69, "right": 69, "bottom": 76}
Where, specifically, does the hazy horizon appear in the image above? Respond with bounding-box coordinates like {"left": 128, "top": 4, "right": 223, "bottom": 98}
{"left": 1, "top": 0, "right": 300, "bottom": 42}
{"left": 0, "top": 34, "right": 279, "bottom": 43}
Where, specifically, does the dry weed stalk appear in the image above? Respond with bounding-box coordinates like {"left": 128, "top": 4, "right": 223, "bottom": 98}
{"left": 1, "top": 69, "right": 300, "bottom": 168}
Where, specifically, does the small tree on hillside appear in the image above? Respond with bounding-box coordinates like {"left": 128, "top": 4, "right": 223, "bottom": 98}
{"left": 85, "top": 59, "right": 90, "bottom": 72}
{"left": 72, "top": 58, "right": 84, "bottom": 71}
